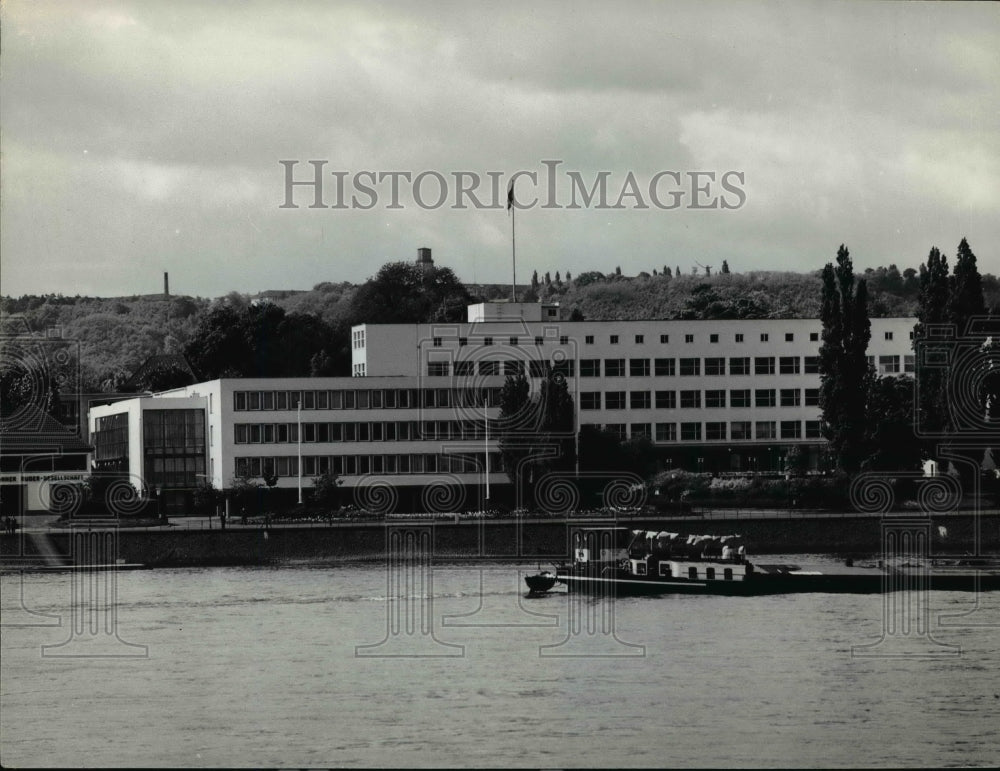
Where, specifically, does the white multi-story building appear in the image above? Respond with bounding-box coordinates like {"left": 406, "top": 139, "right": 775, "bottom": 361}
{"left": 90, "top": 301, "right": 917, "bottom": 513}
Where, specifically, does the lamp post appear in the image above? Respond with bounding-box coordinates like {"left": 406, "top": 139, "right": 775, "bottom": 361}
{"left": 297, "top": 399, "right": 303, "bottom": 505}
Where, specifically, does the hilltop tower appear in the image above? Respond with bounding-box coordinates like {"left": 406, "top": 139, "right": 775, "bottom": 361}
{"left": 416, "top": 247, "right": 434, "bottom": 274}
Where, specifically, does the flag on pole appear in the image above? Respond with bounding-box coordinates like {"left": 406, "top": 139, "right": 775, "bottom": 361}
{"left": 507, "top": 178, "right": 515, "bottom": 214}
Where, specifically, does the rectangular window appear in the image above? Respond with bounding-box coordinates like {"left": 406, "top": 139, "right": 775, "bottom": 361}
{"left": 730, "top": 389, "right": 751, "bottom": 408}
{"left": 780, "top": 420, "right": 802, "bottom": 439}
{"left": 235, "top": 424, "right": 248, "bottom": 443}
{"left": 884, "top": 331, "right": 894, "bottom": 341}
{"left": 581, "top": 392, "right": 601, "bottom": 410}
{"left": 779, "top": 356, "right": 800, "bottom": 375}
{"left": 655, "top": 390, "right": 676, "bottom": 409}
{"left": 630, "top": 358, "right": 650, "bottom": 376}
{"left": 533, "top": 336, "right": 543, "bottom": 346}
{"left": 655, "top": 422, "right": 677, "bottom": 442}
{"left": 427, "top": 362, "right": 449, "bottom": 377}
{"left": 528, "top": 361, "right": 546, "bottom": 378}
{"left": 760, "top": 333, "right": 769, "bottom": 342}
{"left": 605, "top": 423, "right": 626, "bottom": 440}
{"left": 754, "top": 357, "right": 775, "bottom": 375}
{"left": 605, "top": 391, "right": 626, "bottom": 410}
{"left": 459, "top": 337, "right": 468, "bottom": 347}
{"left": 635, "top": 334, "right": 644, "bottom": 344}
{"left": 679, "top": 358, "right": 700, "bottom": 376}
{"left": 479, "top": 361, "right": 499, "bottom": 376}
{"left": 729, "top": 357, "right": 750, "bottom": 375}
{"left": 483, "top": 336, "right": 493, "bottom": 346}
{"left": 706, "top": 422, "right": 726, "bottom": 440}
{"left": 454, "top": 361, "right": 474, "bottom": 377}
{"left": 735, "top": 333, "right": 744, "bottom": 343}
{"left": 785, "top": 332, "right": 794, "bottom": 342}
{"left": 879, "top": 355, "right": 900, "bottom": 374}
{"left": 509, "top": 336, "right": 518, "bottom": 346}
{"left": 805, "top": 420, "right": 823, "bottom": 438}
{"left": 904, "top": 355, "right": 915, "bottom": 373}
{"left": 610, "top": 335, "right": 619, "bottom": 345}
{"left": 654, "top": 358, "right": 676, "bottom": 376}
{"left": 585, "top": 335, "right": 594, "bottom": 344}
{"left": 685, "top": 334, "right": 694, "bottom": 343}
{"left": 433, "top": 337, "right": 442, "bottom": 347}
{"left": 730, "top": 421, "right": 751, "bottom": 440}
{"left": 504, "top": 360, "right": 524, "bottom": 376}
{"left": 605, "top": 359, "right": 625, "bottom": 377}
{"left": 804, "top": 356, "right": 819, "bottom": 374}
{"left": 234, "top": 392, "right": 247, "bottom": 411}
{"left": 630, "top": 391, "right": 651, "bottom": 409}
{"left": 262, "top": 391, "right": 274, "bottom": 410}
{"left": 680, "top": 422, "right": 702, "bottom": 441}
{"left": 705, "top": 357, "right": 725, "bottom": 376}
{"left": 810, "top": 332, "right": 819, "bottom": 342}
{"left": 630, "top": 423, "right": 651, "bottom": 439}
{"left": 755, "top": 421, "right": 776, "bottom": 439}
{"left": 709, "top": 333, "right": 719, "bottom": 343}
{"left": 780, "top": 388, "right": 801, "bottom": 407}
{"left": 755, "top": 389, "right": 776, "bottom": 407}
{"left": 248, "top": 392, "right": 260, "bottom": 410}
{"left": 705, "top": 390, "right": 726, "bottom": 408}
{"left": 805, "top": 388, "right": 820, "bottom": 407}
{"left": 580, "top": 359, "right": 601, "bottom": 377}
{"left": 660, "top": 334, "right": 670, "bottom": 344}
{"left": 680, "top": 390, "right": 701, "bottom": 409}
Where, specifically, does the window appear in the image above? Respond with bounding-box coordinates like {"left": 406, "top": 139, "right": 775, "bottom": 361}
{"left": 730, "top": 421, "right": 751, "bottom": 440}
{"left": 605, "top": 391, "right": 626, "bottom": 410}
{"left": 605, "top": 359, "right": 625, "bottom": 377}
{"left": 630, "top": 358, "right": 650, "bottom": 377}
{"left": 724, "top": 568, "right": 733, "bottom": 581}
{"left": 483, "top": 336, "right": 493, "bottom": 346}
{"left": 785, "top": 332, "right": 794, "bottom": 342}
{"left": 735, "top": 333, "right": 744, "bottom": 343}
{"left": 509, "top": 336, "right": 518, "bottom": 346}
{"left": 655, "top": 423, "right": 677, "bottom": 442}
{"left": 804, "top": 356, "right": 819, "bottom": 374}
{"left": 810, "top": 332, "right": 819, "bottom": 342}
{"left": 235, "top": 392, "right": 247, "bottom": 411}
{"left": 635, "top": 334, "right": 644, "bottom": 344}
{"left": 755, "top": 357, "right": 775, "bottom": 375}
{"left": 459, "top": 337, "right": 468, "bottom": 347}
{"left": 654, "top": 358, "right": 676, "bottom": 376}
{"left": 659, "top": 563, "right": 673, "bottom": 577}
{"left": 585, "top": 335, "right": 594, "bottom": 345}
{"left": 805, "top": 420, "right": 823, "bottom": 438}
{"left": 454, "top": 361, "right": 474, "bottom": 377}
{"left": 884, "top": 331, "right": 894, "bottom": 341}
{"left": 504, "top": 360, "right": 524, "bottom": 376}
{"left": 635, "top": 562, "right": 647, "bottom": 576}
{"left": 660, "top": 334, "right": 670, "bottom": 344}
{"left": 581, "top": 392, "right": 601, "bottom": 410}
{"left": 706, "top": 567, "right": 716, "bottom": 580}
{"left": 432, "top": 337, "right": 442, "bottom": 347}
{"left": 688, "top": 567, "right": 699, "bottom": 579}
{"left": 710, "top": 333, "right": 719, "bottom": 343}
{"left": 681, "top": 422, "right": 702, "bottom": 441}
{"left": 235, "top": 424, "right": 248, "bottom": 443}
{"left": 580, "top": 359, "right": 601, "bottom": 377}
{"left": 248, "top": 392, "right": 260, "bottom": 410}
{"left": 685, "top": 334, "right": 694, "bottom": 343}
{"left": 655, "top": 390, "right": 676, "bottom": 409}
{"left": 706, "top": 422, "right": 726, "bottom": 440}
{"left": 427, "top": 362, "right": 449, "bottom": 376}
{"left": 560, "top": 335, "right": 569, "bottom": 345}
{"left": 880, "top": 355, "right": 900, "bottom": 374}
{"left": 680, "top": 390, "right": 701, "bottom": 409}
{"left": 610, "top": 335, "right": 619, "bottom": 345}
{"left": 705, "top": 357, "right": 725, "bottom": 376}
{"left": 729, "top": 357, "right": 750, "bottom": 375}
{"left": 804, "top": 388, "right": 820, "bottom": 407}
{"left": 760, "top": 333, "right": 769, "bottom": 342}
{"left": 605, "top": 423, "right": 626, "bottom": 440}
{"left": 705, "top": 390, "right": 726, "bottom": 408}
{"left": 755, "top": 389, "right": 776, "bottom": 407}
{"left": 727, "top": 390, "right": 749, "bottom": 409}
{"left": 781, "top": 420, "right": 802, "bottom": 439}
{"left": 755, "top": 421, "right": 776, "bottom": 439}
{"left": 479, "top": 361, "right": 499, "bottom": 376}
{"left": 630, "top": 391, "right": 651, "bottom": 409}
{"left": 528, "top": 361, "right": 546, "bottom": 378}
{"left": 904, "top": 355, "right": 915, "bottom": 373}
{"left": 779, "top": 356, "right": 800, "bottom": 375}
{"left": 630, "top": 423, "right": 651, "bottom": 439}
{"left": 780, "top": 389, "right": 801, "bottom": 407}
{"left": 679, "top": 358, "right": 700, "bottom": 376}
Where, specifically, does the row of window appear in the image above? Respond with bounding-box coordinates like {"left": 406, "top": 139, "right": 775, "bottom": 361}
{"left": 235, "top": 420, "right": 494, "bottom": 444}
{"left": 426, "top": 329, "right": 908, "bottom": 347}
{"left": 235, "top": 452, "right": 503, "bottom": 479}
{"left": 580, "top": 388, "right": 820, "bottom": 410}
{"left": 593, "top": 420, "right": 822, "bottom": 442}
{"left": 234, "top": 387, "right": 503, "bottom": 412}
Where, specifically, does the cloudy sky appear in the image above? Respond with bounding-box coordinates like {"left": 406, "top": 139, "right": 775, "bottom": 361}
{"left": 2, "top": 0, "right": 997, "bottom": 298}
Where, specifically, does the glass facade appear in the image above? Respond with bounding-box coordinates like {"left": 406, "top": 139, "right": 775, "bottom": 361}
{"left": 143, "top": 409, "right": 206, "bottom": 489}
{"left": 93, "top": 413, "right": 129, "bottom": 473}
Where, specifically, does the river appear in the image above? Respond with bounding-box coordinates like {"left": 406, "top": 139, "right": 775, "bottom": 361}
{"left": 2, "top": 559, "right": 998, "bottom": 767}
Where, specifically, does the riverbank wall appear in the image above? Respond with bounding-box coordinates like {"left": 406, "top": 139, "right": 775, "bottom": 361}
{"left": 2, "top": 513, "right": 998, "bottom": 568}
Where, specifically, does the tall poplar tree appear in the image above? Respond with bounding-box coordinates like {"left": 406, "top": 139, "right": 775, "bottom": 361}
{"left": 819, "top": 246, "right": 872, "bottom": 474}
{"left": 914, "top": 247, "right": 950, "bottom": 443}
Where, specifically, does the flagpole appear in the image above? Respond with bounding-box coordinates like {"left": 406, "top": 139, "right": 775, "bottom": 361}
{"left": 484, "top": 399, "right": 490, "bottom": 503}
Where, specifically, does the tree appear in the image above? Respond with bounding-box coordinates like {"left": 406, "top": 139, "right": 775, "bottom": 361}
{"left": 862, "top": 376, "right": 921, "bottom": 472}
{"left": 915, "top": 247, "right": 950, "bottom": 442}
{"left": 347, "top": 261, "right": 470, "bottom": 325}
{"left": 544, "top": 271, "right": 551, "bottom": 285}
{"left": 311, "top": 471, "right": 343, "bottom": 510}
{"left": 531, "top": 270, "right": 539, "bottom": 290}
{"left": 819, "top": 245, "right": 872, "bottom": 474}
{"left": 565, "top": 271, "right": 572, "bottom": 282}
{"left": 497, "top": 371, "right": 534, "bottom": 505}
{"left": 721, "top": 260, "right": 730, "bottom": 274}
{"left": 948, "top": 238, "right": 986, "bottom": 335}
{"left": 664, "top": 266, "right": 672, "bottom": 277}
{"left": 535, "top": 366, "right": 575, "bottom": 476}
